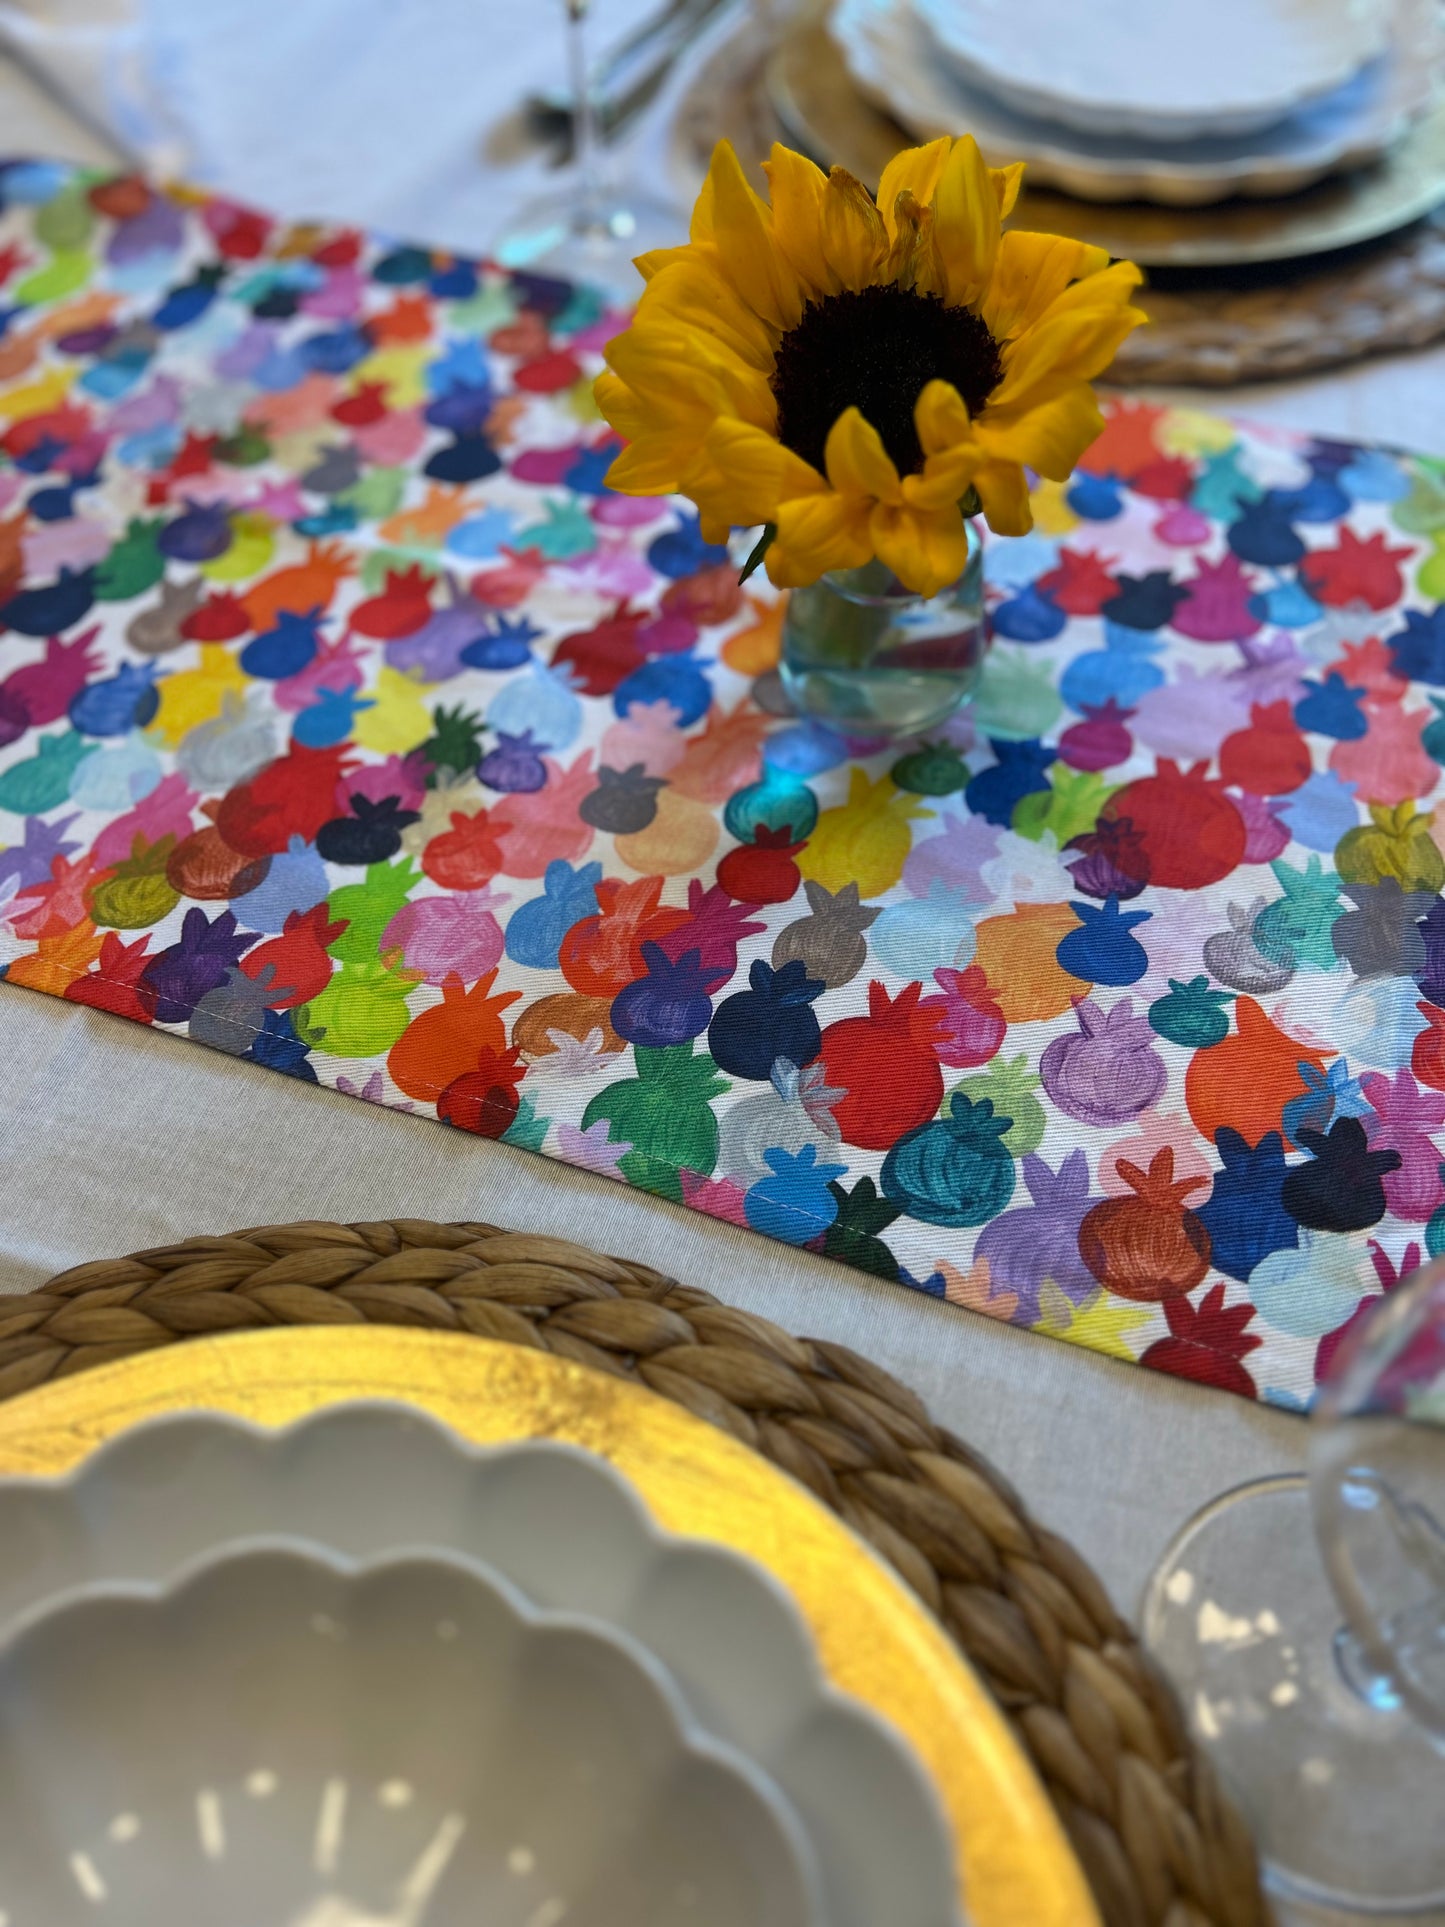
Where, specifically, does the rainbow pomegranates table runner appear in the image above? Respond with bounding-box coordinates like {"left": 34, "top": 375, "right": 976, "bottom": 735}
{"left": 2, "top": 162, "right": 1445, "bottom": 1410}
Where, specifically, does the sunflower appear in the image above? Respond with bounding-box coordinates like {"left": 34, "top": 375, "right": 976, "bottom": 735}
{"left": 595, "top": 137, "right": 1145, "bottom": 596}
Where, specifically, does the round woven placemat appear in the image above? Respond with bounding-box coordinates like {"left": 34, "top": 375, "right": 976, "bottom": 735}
{"left": 671, "top": 23, "right": 1445, "bottom": 386}
{"left": 0, "top": 1216, "right": 1266, "bottom": 1927}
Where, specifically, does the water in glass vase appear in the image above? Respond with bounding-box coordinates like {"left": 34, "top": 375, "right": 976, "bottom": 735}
{"left": 778, "top": 523, "right": 987, "bottom": 737}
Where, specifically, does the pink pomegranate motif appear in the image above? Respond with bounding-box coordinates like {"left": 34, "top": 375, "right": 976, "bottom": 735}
{"left": 381, "top": 886, "right": 509, "bottom": 986}
{"left": 918, "top": 965, "right": 1007, "bottom": 1068}
{"left": 1360, "top": 1069, "right": 1445, "bottom": 1220}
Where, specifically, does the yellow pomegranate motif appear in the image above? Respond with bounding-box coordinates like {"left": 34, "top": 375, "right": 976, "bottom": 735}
{"left": 352, "top": 666, "right": 436, "bottom": 756}
{"left": 798, "top": 771, "right": 932, "bottom": 900}
{"left": 149, "top": 644, "right": 249, "bottom": 747}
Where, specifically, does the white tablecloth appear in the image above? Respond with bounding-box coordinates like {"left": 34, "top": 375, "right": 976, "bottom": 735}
{"left": 0, "top": 24, "right": 1441, "bottom": 1922}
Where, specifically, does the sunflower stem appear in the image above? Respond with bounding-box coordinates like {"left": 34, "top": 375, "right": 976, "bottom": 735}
{"left": 738, "top": 523, "right": 776, "bottom": 584}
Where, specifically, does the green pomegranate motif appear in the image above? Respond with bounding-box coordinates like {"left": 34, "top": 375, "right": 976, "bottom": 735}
{"left": 889, "top": 742, "right": 969, "bottom": 797}
{"left": 90, "top": 835, "right": 181, "bottom": 930}
{"left": 1428, "top": 1165, "right": 1445, "bottom": 1259}
{"left": 301, "top": 959, "right": 420, "bottom": 1058}
{"left": 94, "top": 519, "right": 167, "bottom": 602}
{"left": 821, "top": 1176, "right": 902, "bottom": 1278}
{"left": 952, "top": 1053, "right": 1045, "bottom": 1156}
{"left": 1148, "top": 976, "right": 1233, "bottom": 1050}
{"left": 1012, "top": 767, "right": 1119, "bottom": 845}
{"left": 1253, "top": 855, "right": 1345, "bottom": 972}
{"left": 0, "top": 732, "right": 95, "bottom": 816}
{"left": 328, "top": 857, "right": 422, "bottom": 965}
{"left": 503, "top": 1095, "right": 551, "bottom": 1153}
{"left": 582, "top": 1043, "right": 730, "bottom": 1203}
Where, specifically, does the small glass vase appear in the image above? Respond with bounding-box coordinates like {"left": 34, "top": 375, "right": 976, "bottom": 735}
{"left": 778, "top": 519, "right": 987, "bottom": 738}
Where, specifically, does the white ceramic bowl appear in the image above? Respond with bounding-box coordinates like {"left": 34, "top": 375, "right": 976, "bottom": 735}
{"left": 0, "top": 1542, "right": 828, "bottom": 1927}
{"left": 0, "top": 1407, "right": 964, "bottom": 1927}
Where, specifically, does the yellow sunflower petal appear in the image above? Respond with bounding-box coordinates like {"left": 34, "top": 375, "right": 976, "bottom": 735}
{"left": 694, "top": 139, "right": 805, "bottom": 331}
{"left": 915, "top": 378, "right": 976, "bottom": 455}
{"left": 769, "top": 491, "right": 874, "bottom": 586}
{"left": 994, "top": 292, "right": 1146, "bottom": 414}
{"left": 981, "top": 231, "right": 1111, "bottom": 342}
{"left": 907, "top": 381, "right": 982, "bottom": 506}
{"left": 639, "top": 251, "right": 778, "bottom": 371}
{"left": 824, "top": 407, "right": 903, "bottom": 504}
{"left": 683, "top": 416, "right": 826, "bottom": 529}
{"left": 972, "top": 459, "right": 1033, "bottom": 537}
{"left": 870, "top": 500, "right": 973, "bottom": 597}
{"left": 989, "top": 162, "right": 1026, "bottom": 220}
{"left": 876, "top": 138, "right": 950, "bottom": 238}
{"left": 820, "top": 167, "right": 888, "bottom": 290}
{"left": 607, "top": 320, "right": 777, "bottom": 434}
{"left": 974, "top": 384, "right": 1104, "bottom": 481}
{"left": 764, "top": 144, "right": 836, "bottom": 299}
{"left": 931, "top": 135, "right": 1000, "bottom": 309}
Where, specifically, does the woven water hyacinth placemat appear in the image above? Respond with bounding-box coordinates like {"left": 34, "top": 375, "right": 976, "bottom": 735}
{"left": 0, "top": 1215, "right": 1268, "bottom": 1927}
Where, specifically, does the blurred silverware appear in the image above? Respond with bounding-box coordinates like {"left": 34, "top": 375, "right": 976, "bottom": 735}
{"left": 526, "top": 0, "right": 742, "bottom": 154}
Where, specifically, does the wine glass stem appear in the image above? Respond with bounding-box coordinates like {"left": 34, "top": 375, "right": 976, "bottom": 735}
{"left": 566, "top": 0, "right": 605, "bottom": 223}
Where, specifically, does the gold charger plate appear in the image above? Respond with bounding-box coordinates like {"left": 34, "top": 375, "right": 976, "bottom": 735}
{"left": 0, "top": 1325, "right": 1098, "bottom": 1927}
{"left": 768, "top": 13, "right": 1445, "bottom": 267}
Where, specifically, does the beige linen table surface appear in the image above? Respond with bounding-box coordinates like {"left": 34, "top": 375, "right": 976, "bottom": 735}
{"left": 1, "top": 30, "right": 1443, "bottom": 1926}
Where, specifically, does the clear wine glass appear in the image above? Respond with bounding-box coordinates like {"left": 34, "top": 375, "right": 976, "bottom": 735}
{"left": 491, "top": 0, "right": 683, "bottom": 304}
{"left": 1142, "top": 1257, "right": 1445, "bottom": 1914}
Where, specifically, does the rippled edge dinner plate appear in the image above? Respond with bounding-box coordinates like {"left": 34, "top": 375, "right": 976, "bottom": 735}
{"left": 834, "top": 0, "right": 1441, "bottom": 206}
{"left": 768, "top": 8, "right": 1445, "bottom": 267}
{"left": 0, "top": 1325, "right": 1100, "bottom": 1927}
{"left": 909, "top": 0, "right": 1391, "bottom": 143}
{"left": 0, "top": 1402, "right": 961, "bottom": 1927}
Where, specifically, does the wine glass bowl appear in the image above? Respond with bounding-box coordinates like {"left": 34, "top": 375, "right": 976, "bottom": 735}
{"left": 1311, "top": 1257, "right": 1445, "bottom": 1744}
{"left": 1142, "top": 1255, "right": 1445, "bottom": 1914}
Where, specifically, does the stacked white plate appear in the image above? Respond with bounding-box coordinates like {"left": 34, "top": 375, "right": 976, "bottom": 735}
{"left": 0, "top": 1406, "right": 964, "bottom": 1927}
{"left": 833, "top": 0, "right": 1445, "bottom": 205}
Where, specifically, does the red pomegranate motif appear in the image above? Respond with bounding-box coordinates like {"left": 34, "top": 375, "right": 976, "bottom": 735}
{"left": 1217, "top": 702, "right": 1313, "bottom": 797}
{"left": 1101, "top": 760, "right": 1246, "bottom": 889}
{"left": 216, "top": 744, "right": 356, "bottom": 857}
{"left": 818, "top": 981, "right": 944, "bottom": 1151}
{"left": 349, "top": 565, "right": 434, "bottom": 641}
{"left": 552, "top": 603, "right": 649, "bottom": 695}
{"left": 716, "top": 828, "right": 804, "bottom": 905}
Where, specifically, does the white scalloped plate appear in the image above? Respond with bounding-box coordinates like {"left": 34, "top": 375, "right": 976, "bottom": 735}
{"left": 909, "top": 0, "right": 1390, "bottom": 142}
{"left": 0, "top": 1543, "right": 827, "bottom": 1927}
{"left": 834, "top": 0, "right": 1441, "bottom": 205}
{"left": 0, "top": 1405, "right": 963, "bottom": 1927}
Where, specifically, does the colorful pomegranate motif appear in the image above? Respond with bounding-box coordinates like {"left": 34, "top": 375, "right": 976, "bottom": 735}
{"left": 1101, "top": 761, "right": 1246, "bottom": 890}
{"left": 1078, "top": 1149, "right": 1212, "bottom": 1301}
{"left": 818, "top": 981, "right": 943, "bottom": 1152}
{"left": 1040, "top": 997, "right": 1168, "bottom": 1127}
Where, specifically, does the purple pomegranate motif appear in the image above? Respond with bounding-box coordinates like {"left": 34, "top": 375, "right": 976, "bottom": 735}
{"left": 1039, "top": 997, "right": 1168, "bottom": 1127}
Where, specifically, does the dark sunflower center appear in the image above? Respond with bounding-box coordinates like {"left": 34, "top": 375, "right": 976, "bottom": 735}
{"left": 770, "top": 284, "right": 1001, "bottom": 480}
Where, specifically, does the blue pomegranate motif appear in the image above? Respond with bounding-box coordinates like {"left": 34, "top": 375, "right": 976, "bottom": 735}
{"left": 610, "top": 942, "right": 728, "bottom": 1048}
{"left": 964, "top": 738, "right": 1054, "bottom": 826}
{"left": 505, "top": 860, "right": 603, "bottom": 970}
{"left": 478, "top": 730, "right": 548, "bottom": 794}
{"left": 744, "top": 1143, "right": 847, "bottom": 1246}
{"left": 1293, "top": 672, "right": 1367, "bottom": 740}
{"left": 1055, "top": 897, "right": 1151, "bottom": 986}
{"left": 991, "top": 583, "right": 1066, "bottom": 643}
{"left": 157, "top": 499, "right": 233, "bottom": 563}
{"left": 241, "top": 609, "right": 325, "bottom": 681}
{"left": 1195, "top": 1128, "right": 1298, "bottom": 1282}
{"left": 68, "top": 661, "right": 159, "bottom": 737}
{"left": 708, "top": 960, "right": 824, "bottom": 1081}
